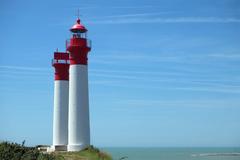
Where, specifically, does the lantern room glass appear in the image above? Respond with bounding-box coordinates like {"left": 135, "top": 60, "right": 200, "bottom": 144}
{"left": 72, "top": 32, "right": 87, "bottom": 39}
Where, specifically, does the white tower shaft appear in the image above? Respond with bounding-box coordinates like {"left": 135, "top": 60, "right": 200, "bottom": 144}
{"left": 68, "top": 65, "right": 90, "bottom": 151}
{"left": 53, "top": 80, "right": 69, "bottom": 151}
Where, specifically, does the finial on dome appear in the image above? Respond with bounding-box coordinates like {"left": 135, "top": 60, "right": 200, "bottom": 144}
{"left": 70, "top": 17, "right": 87, "bottom": 33}
{"left": 77, "top": 18, "right": 80, "bottom": 24}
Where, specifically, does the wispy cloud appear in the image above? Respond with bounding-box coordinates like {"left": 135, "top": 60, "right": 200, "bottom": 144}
{"left": 71, "top": 5, "right": 155, "bottom": 10}
{"left": 116, "top": 99, "right": 240, "bottom": 108}
{"left": 90, "top": 72, "right": 139, "bottom": 80}
{"left": 174, "top": 86, "right": 240, "bottom": 94}
{"left": 88, "top": 17, "right": 240, "bottom": 24}
{"left": 90, "top": 69, "right": 240, "bottom": 83}
{"left": 92, "top": 53, "right": 184, "bottom": 64}
{"left": 92, "top": 49, "right": 240, "bottom": 68}
{"left": 89, "top": 80, "right": 121, "bottom": 85}
{"left": 90, "top": 68, "right": 184, "bottom": 76}
{"left": 101, "top": 12, "right": 171, "bottom": 18}
{"left": 89, "top": 70, "right": 240, "bottom": 90}
{"left": 0, "top": 70, "right": 51, "bottom": 76}
{"left": 208, "top": 53, "right": 240, "bottom": 59}
{"left": 0, "top": 65, "right": 50, "bottom": 71}
{"left": 0, "top": 65, "right": 51, "bottom": 79}
{"left": 106, "top": 5, "right": 155, "bottom": 9}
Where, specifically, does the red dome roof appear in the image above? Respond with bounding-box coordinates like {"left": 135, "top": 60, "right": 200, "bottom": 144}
{"left": 70, "top": 18, "right": 87, "bottom": 33}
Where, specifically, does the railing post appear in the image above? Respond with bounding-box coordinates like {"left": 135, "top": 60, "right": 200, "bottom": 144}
{"left": 65, "top": 40, "right": 68, "bottom": 50}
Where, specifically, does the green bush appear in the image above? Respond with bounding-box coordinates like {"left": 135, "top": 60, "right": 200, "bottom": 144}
{"left": 0, "top": 141, "right": 57, "bottom": 160}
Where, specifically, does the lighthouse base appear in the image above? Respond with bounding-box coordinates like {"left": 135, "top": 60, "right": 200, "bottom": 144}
{"left": 47, "top": 145, "right": 67, "bottom": 152}
{"left": 68, "top": 144, "right": 89, "bottom": 151}
{"left": 53, "top": 145, "right": 67, "bottom": 151}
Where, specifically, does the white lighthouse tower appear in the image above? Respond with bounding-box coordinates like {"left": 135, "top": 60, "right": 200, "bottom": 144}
{"left": 67, "top": 18, "right": 91, "bottom": 151}
{"left": 52, "top": 51, "right": 70, "bottom": 151}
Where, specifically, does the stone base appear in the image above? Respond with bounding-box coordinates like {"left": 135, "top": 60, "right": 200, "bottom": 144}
{"left": 67, "top": 144, "right": 89, "bottom": 151}
{"left": 47, "top": 145, "right": 67, "bottom": 152}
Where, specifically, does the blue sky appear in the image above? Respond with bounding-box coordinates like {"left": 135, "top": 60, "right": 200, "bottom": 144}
{"left": 0, "top": 0, "right": 240, "bottom": 147}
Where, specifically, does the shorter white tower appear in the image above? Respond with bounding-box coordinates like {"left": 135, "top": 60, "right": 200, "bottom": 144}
{"left": 52, "top": 52, "right": 70, "bottom": 151}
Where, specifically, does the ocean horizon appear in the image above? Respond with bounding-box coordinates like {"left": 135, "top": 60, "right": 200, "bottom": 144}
{"left": 101, "top": 147, "right": 240, "bottom": 160}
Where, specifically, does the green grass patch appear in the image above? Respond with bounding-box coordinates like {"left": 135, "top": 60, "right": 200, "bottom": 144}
{"left": 56, "top": 145, "right": 112, "bottom": 160}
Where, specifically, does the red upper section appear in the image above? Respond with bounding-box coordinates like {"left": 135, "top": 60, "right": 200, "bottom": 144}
{"left": 70, "top": 18, "right": 87, "bottom": 33}
{"left": 52, "top": 52, "right": 70, "bottom": 80}
{"left": 67, "top": 18, "right": 91, "bottom": 65}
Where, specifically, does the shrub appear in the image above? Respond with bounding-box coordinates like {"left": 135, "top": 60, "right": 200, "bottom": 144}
{"left": 0, "top": 141, "right": 57, "bottom": 160}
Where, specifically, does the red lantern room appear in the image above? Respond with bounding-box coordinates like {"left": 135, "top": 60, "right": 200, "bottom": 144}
{"left": 66, "top": 18, "right": 91, "bottom": 65}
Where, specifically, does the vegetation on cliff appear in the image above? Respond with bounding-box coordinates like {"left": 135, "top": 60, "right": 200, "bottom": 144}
{"left": 0, "top": 141, "right": 112, "bottom": 160}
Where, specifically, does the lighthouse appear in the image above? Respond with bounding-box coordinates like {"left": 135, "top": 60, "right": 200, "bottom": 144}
{"left": 52, "top": 51, "right": 70, "bottom": 151}
{"left": 67, "top": 18, "right": 91, "bottom": 151}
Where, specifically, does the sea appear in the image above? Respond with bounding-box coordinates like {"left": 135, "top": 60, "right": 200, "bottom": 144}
{"left": 102, "top": 147, "right": 240, "bottom": 160}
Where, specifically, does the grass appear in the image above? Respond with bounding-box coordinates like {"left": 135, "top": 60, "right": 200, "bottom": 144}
{"left": 55, "top": 145, "right": 112, "bottom": 160}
